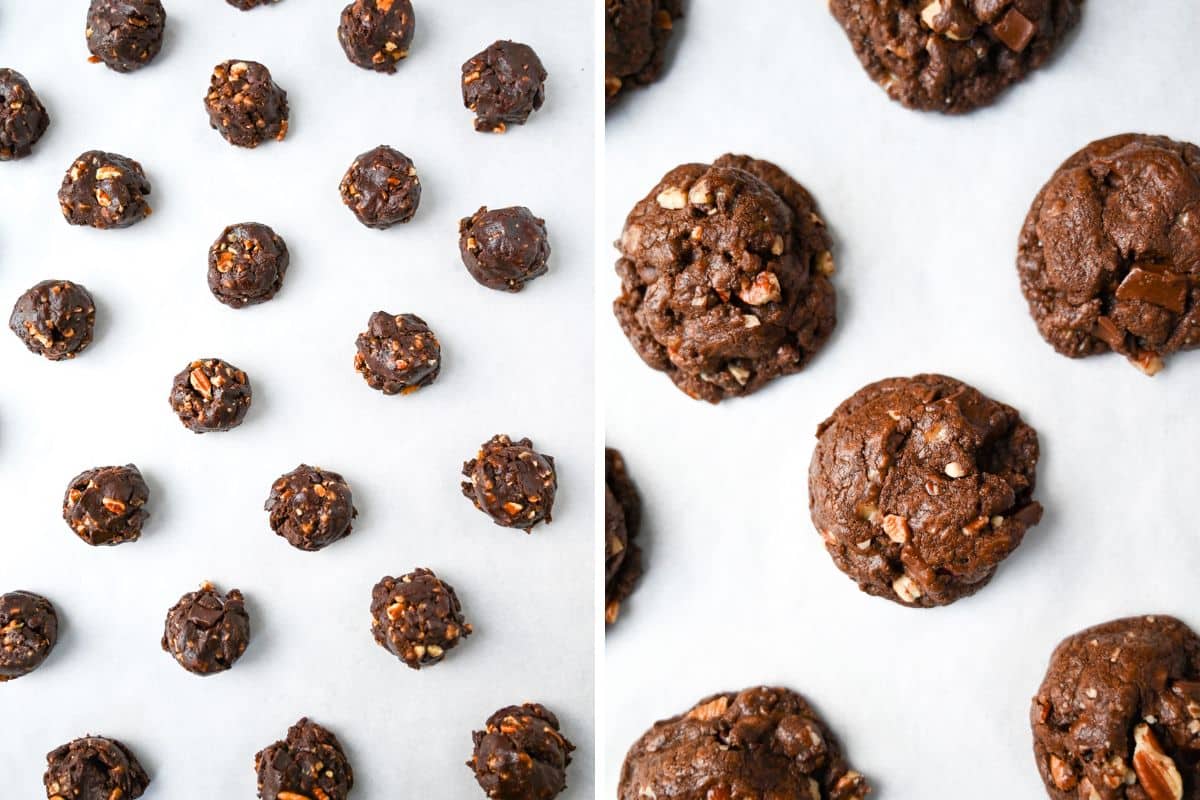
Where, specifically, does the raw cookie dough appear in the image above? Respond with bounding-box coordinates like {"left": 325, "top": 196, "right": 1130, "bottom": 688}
{"left": 161, "top": 581, "right": 250, "bottom": 676}
{"left": 458, "top": 206, "right": 551, "bottom": 292}
{"left": 264, "top": 465, "right": 357, "bottom": 551}
{"left": 604, "top": 0, "right": 681, "bottom": 105}
{"left": 9, "top": 280, "right": 95, "bottom": 361}
{"left": 85, "top": 0, "right": 166, "bottom": 73}
{"left": 1018, "top": 133, "right": 1200, "bottom": 376}
{"left": 207, "top": 222, "right": 289, "bottom": 308}
{"left": 461, "top": 41, "right": 547, "bottom": 133}
{"left": 461, "top": 435, "right": 557, "bottom": 531}
{"left": 169, "top": 358, "right": 252, "bottom": 433}
{"left": 370, "top": 568, "right": 472, "bottom": 669}
{"left": 468, "top": 703, "right": 575, "bottom": 800}
{"left": 809, "top": 374, "right": 1042, "bottom": 608}
{"left": 614, "top": 153, "right": 836, "bottom": 402}
{"left": 204, "top": 60, "right": 289, "bottom": 148}
{"left": 605, "top": 447, "right": 643, "bottom": 626}
{"left": 44, "top": 736, "right": 150, "bottom": 800}
{"left": 339, "top": 145, "right": 420, "bottom": 228}
{"left": 354, "top": 311, "right": 441, "bottom": 394}
{"left": 620, "top": 687, "right": 871, "bottom": 800}
{"left": 829, "top": 0, "right": 1082, "bottom": 113}
{"left": 58, "top": 151, "right": 152, "bottom": 229}
{"left": 0, "top": 591, "right": 58, "bottom": 681}
{"left": 0, "top": 69, "right": 50, "bottom": 160}
{"left": 255, "top": 718, "right": 354, "bottom": 800}
{"left": 337, "top": 0, "right": 415, "bottom": 72}
{"left": 63, "top": 464, "right": 149, "bottom": 546}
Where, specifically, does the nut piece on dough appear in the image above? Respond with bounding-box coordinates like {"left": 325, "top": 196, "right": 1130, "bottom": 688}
{"left": 0, "top": 591, "right": 58, "bottom": 682}
{"left": 0, "top": 69, "right": 50, "bottom": 160}
{"left": 204, "top": 60, "right": 289, "bottom": 148}
{"left": 207, "top": 222, "right": 289, "bottom": 308}
{"left": 619, "top": 686, "right": 871, "bottom": 800}
{"left": 44, "top": 736, "right": 150, "bottom": 800}
{"left": 1032, "top": 615, "right": 1200, "bottom": 800}
{"left": 264, "top": 464, "right": 357, "bottom": 551}
{"left": 337, "top": 0, "right": 415, "bottom": 73}
{"left": 85, "top": 0, "right": 166, "bottom": 73}
{"left": 339, "top": 145, "right": 421, "bottom": 229}
{"left": 458, "top": 206, "right": 551, "bottom": 292}
{"left": 809, "top": 374, "right": 1042, "bottom": 608}
{"left": 370, "top": 568, "right": 473, "bottom": 670}
{"left": 161, "top": 581, "right": 251, "bottom": 676}
{"left": 468, "top": 703, "right": 575, "bottom": 800}
{"left": 58, "top": 151, "right": 152, "bottom": 229}
{"left": 604, "top": 0, "right": 681, "bottom": 105}
{"left": 461, "top": 434, "right": 557, "bottom": 531}
{"left": 63, "top": 464, "right": 150, "bottom": 546}
{"left": 354, "top": 311, "right": 441, "bottom": 394}
{"left": 9, "top": 280, "right": 96, "bottom": 361}
{"left": 255, "top": 718, "right": 354, "bottom": 800}
{"left": 168, "top": 357, "right": 252, "bottom": 433}
{"left": 605, "top": 448, "right": 643, "bottom": 626}
{"left": 461, "top": 40, "right": 547, "bottom": 133}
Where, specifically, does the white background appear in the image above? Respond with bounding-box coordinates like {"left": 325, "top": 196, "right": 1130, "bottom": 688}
{"left": 604, "top": 2, "right": 1200, "bottom": 797}
{"left": 0, "top": 1, "right": 594, "bottom": 797}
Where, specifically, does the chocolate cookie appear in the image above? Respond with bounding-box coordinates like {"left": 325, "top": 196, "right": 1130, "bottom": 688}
{"left": 829, "top": 0, "right": 1082, "bottom": 114}
{"left": 63, "top": 464, "right": 150, "bottom": 546}
{"left": 0, "top": 591, "right": 58, "bottom": 681}
{"left": 461, "top": 41, "right": 547, "bottom": 133}
{"left": 227, "top": 0, "right": 281, "bottom": 8}
{"left": 9, "top": 280, "right": 96, "bottom": 361}
{"left": 44, "top": 736, "right": 150, "bottom": 800}
{"left": 604, "top": 0, "right": 681, "bottom": 105}
{"left": 169, "top": 358, "right": 252, "bottom": 433}
{"left": 809, "top": 374, "right": 1042, "bottom": 608}
{"left": 264, "top": 465, "right": 357, "bottom": 551}
{"left": 370, "top": 568, "right": 472, "bottom": 670}
{"left": 1018, "top": 133, "right": 1200, "bottom": 376}
{"left": 337, "top": 0, "right": 415, "bottom": 73}
{"left": 461, "top": 435, "right": 557, "bottom": 530}
{"left": 162, "top": 581, "right": 250, "bottom": 676}
{"left": 58, "top": 151, "right": 152, "bottom": 229}
{"left": 468, "top": 703, "right": 575, "bottom": 800}
{"left": 0, "top": 69, "right": 50, "bottom": 160}
{"left": 1032, "top": 615, "right": 1200, "bottom": 799}
{"left": 204, "top": 60, "right": 289, "bottom": 148}
{"left": 458, "top": 206, "right": 551, "bottom": 292}
{"left": 614, "top": 153, "right": 836, "bottom": 402}
{"left": 339, "top": 145, "right": 421, "bottom": 229}
{"left": 255, "top": 718, "right": 354, "bottom": 800}
{"left": 354, "top": 311, "right": 441, "bottom": 394}
{"left": 85, "top": 0, "right": 166, "bottom": 73}
{"left": 208, "top": 222, "right": 289, "bottom": 308}
{"left": 605, "top": 448, "right": 643, "bottom": 626}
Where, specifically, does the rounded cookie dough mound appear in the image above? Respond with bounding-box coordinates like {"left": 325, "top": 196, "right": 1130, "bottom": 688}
{"left": 614, "top": 153, "right": 836, "bottom": 403}
{"left": 1019, "top": 133, "right": 1200, "bottom": 376}
{"left": 9, "top": 279, "right": 96, "bottom": 361}
{"left": 0, "top": 591, "right": 58, "bottom": 681}
{"left": 86, "top": 0, "right": 166, "bottom": 73}
{"left": 63, "top": 464, "right": 150, "bottom": 546}
{"left": 0, "top": 69, "right": 50, "bottom": 160}
{"left": 604, "top": 0, "right": 681, "bottom": 105}
{"left": 604, "top": 447, "right": 643, "bottom": 626}
{"left": 469, "top": 703, "right": 575, "bottom": 800}
{"left": 255, "top": 718, "right": 354, "bottom": 800}
{"left": 44, "top": 736, "right": 150, "bottom": 800}
{"left": 809, "top": 374, "right": 1042, "bottom": 608}
{"left": 264, "top": 465, "right": 357, "bottom": 551}
{"left": 207, "top": 222, "right": 289, "bottom": 308}
{"left": 204, "top": 60, "right": 289, "bottom": 148}
{"left": 161, "top": 581, "right": 250, "bottom": 676}
{"left": 338, "top": 0, "right": 415, "bottom": 73}
{"left": 370, "top": 568, "right": 472, "bottom": 670}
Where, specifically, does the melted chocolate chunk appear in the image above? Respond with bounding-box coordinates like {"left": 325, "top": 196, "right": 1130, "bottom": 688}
{"left": 370, "top": 568, "right": 472, "bottom": 669}
{"left": 204, "top": 60, "right": 289, "bottom": 148}
{"left": 0, "top": 591, "right": 58, "bottom": 682}
{"left": 207, "top": 222, "right": 289, "bottom": 308}
{"left": 169, "top": 358, "right": 252, "bottom": 433}
{"left": 58, "top": 151, "right": 152, "bottom": 229}
{"left": 255, "top": 718, "right": 354, "bottom": 800}
{"left": 339, "top": 145, "right": 421, "bottom": 228}
{"left": 86, "top": 0, "right": 166, "bottom": 73}
{"left": 264, "top": 465, "right": 357, "bottom": 551}
{"left": 44, "top": 736, "right": 150, "bottom": 800}
{"left": 458, "top": 206, "right": 551, "bottom": 292}
{"left": 9, "top": 280, "right": 96, "bottom": 361}
{"left": 469, "top": 703, "right": 575, "bottom": 800}
{"left": 462, "top": 41, "right": 547, "bottom": 133}
{"left": 63, "top": 464, "right": 150, "bottom": 546}
{"left": 461, "top": 435, "right": 557, "bottom": 531}
{"left": 0, "top": 69, "right": 50, "bottom": 160}
{"left": 337, "top": 0, "right": 415, "bottom": 73}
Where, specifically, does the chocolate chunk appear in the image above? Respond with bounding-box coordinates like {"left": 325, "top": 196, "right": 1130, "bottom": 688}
{"left": 458, "top": 206, "right": 551, "bottom": 292}
{"left": 204, "top": 60, "right": 288, "bottom": 148}
{"left": 468, "top": 703, "right": 574, "bottom": 800}
{"left": 354, "top": 311, "right": 441, "bottom": 394}
{"left": 0, "top": 591, "right": 58, "bottom": 682}
{"left": 63, "top": 464, "right": 149, "bottom": 546}
{"left": 337, "top": 0, "right": 415, "bottom": 73}
{"left": 605, "top": 448, "right": 643, "bottom": 626}
{"left": 461, "top": 434, "right": 557, "bottom": 531}
{"left": 161, "top": 581, "right": 250, "bottom": 676}
{"left": 44, "top": 736, "right": 150, "bottom": 800}
{"left": 1114, "top": 265, "right": 1189, "bottom": 315}
{"left": 339, "top": 145, "right": 421, "bottom": 229}
{"left": 370, "top": 568, "right": 472, "bottom": 669}
{"left": 605, "top": 0, "right": 681, "bottom": 105}
{"left": 227, "top": 0, "right": 282, "bottom": 8}
{"left": 9, "top": 280, "right": 96, "bottom": 361}
{"left": 85, "top": 0, "right": 166, "bottom": 73}
{"left": 0, "top": 69, "right": 49, "bottom": 160}
{"left": 255, "top": 718, "right": 354, "bottom": 800}
{"left": 207, "top": 222, "right": 289, "bottom": 308}
{"left": 264, "top": 465, "right": 357, "bottom": 551}
{"left": 991, "top": 7, "right": 1037, "bottom": 51}
{"left": 461, "top": 40, "right": 547, "bottom": 133}
{"left": 169, "top": 358, "right": 252, "bottom": 433}
{"left": 58, "top": 151, "right": 152, "bottom": 229}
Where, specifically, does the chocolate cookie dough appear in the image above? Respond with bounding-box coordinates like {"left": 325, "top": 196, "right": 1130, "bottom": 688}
{"left": 9, "top": 280, "right": 95, "bottom": 361}
{"left": 63, "top": 464, "right": 149, "bottom": 546}
{"left": 461, "top": 41, "right": 547, "bottom": 133}
{"left": 169, "top": 358, "right": 252, "bottom": 433}
{"left": 809, "top": 374, "right": 1042, "bottom": 608}
{"left": 161, "top": 581, "right": 250, "bottom": 676}
{"left": 208, "top": 222, "right": 289, "bottom": 308}
{"left": 227, "top": 0, "right": 281, "bottom": 8}
{"left": 461, "top": 435, "right": 557, "bottom": 530}
{"left": 370, "top": 568, "right": 472, "bottom": 670}
{"left": 339, "top": 145, "right": 420, "bottom": 228}
{"left": 86, "top": 0, "right": 166, "bottom": 73}
{"left": 458, "top": 206, "right": 551, "bottom": 292}
{"left": 1032, "top": 615, "right": 1200, "bottom": 799}
{"left": 255, "top": 718, "right": 354, "bottom": 800}
{"left": 468, "top": 703, "right": 575, "bottom": 800}
{"left": 264, "top": 465, "right": 357, "bottom": 551}
{"left": 605, "top": 0, "right": 681, "bottom": 105}
{"left": 830, "top": 0, "right": 1082, "bottom": 114}
{"left": 614, "top": 153, "right": 836, "bottom": 402}
{"left": 354, "top": 311, "right": 441, "bottom": 394}
{"left": 0, "top": 69, "right": 49, "bottom": 160}
{"left": 1019, "top": 133, "right": 1200, "bottom": 376}
{"left": 337, "top": 0, "right": 415, "bottom": 73}
{"left": 605, "top": 448, "right": 643, "bottom": 626}
{"left": 58, "top": 151, "right": 152, "bottom": 229}
{"left": 204, "top": 60, "right": 288, "bottom": 148}
{"left": 0, "top": 591, "right": 58, "bottom": 681}
{"left": 44, "top": 736, "right": 150, "bottom": 800}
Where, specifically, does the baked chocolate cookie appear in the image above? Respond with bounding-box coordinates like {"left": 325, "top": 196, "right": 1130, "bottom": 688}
{"left": 9, "top": 280, "right": 96, "bottom": 361}
{"left": 370, "top": 568, "right": 472, "bottom": 669}
{"left": 809, "top": 374, "right": 1042, "bottom": 608}
{"left": 85, "top": 0, "right": 166, "bottom": 73}
{"left": 161, "top": 581, "right": 250, "bottom": 676}
{"left": 468, "top": 703, "right": 575, "bottom": 800}
{"left": 255, "top": 718, "right": 354, "bottom": 800}
{"left": 1019, "top": 133, "right": 1200, "bottom": 376}
{"left": 59, "top": 151, "right": 152, "bottom": 229}
{"left": 63, "top": 464, "right": 150, "bottom": 546}
{"left": 204, "top": 60, "right": 289, "bottom": 148}
{"left": 169, "top": 358, "right": 252, "bottom": 433}
{"left": 44, "top": 736, "right": 150, "bottom": 800}
{"left": 0, "top": 69, "right": 50, "bottom": 160}
{"left": 354, "top": 311, "right": 441, "bottom": 394}
{"left": 208, "top": 222, "right": 289, "bottom": 308}
{"left": 461, "top": 435, "right": 557, "bottom": 530}
{"left": 604, "top": 0, "right": 681, "bottom": 105}
{"left": 461, "top": 41, "right": 547, "bottom": 133}
{"left": 339, "top": 145, "right": 421, "bottom": 228}
{"left": 227, "top": 0, "right": 281, "bottom": 8}
{"left": 614, "top": 153, "right": 836, "bottom": 402}
{"left": 458, "top": 206, "right": 551, "bottom": 292}
{"left": 1032, "top": 615, "right": 1200, "bottom": 799}
{"left": 605, "top": 448, "right": 643, "bottom": 626}
{"left": 830, "top": 0, "right": 1082, "bottom": 114}
{"left": 264, "top": 465, "right": 357, "bottom": 551}
{"left": 620, "top": 687, "right": 870, "bottom": 800}
{"left": 0, "top": 591, "right": 58, "bottom": 681}
{"left": 337, "top": 0, "right": 415, "bottom": 73}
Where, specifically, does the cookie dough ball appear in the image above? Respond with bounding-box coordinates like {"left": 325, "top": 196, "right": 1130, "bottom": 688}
{"left": 63, "top": 464, "right": 150, "bottom": 546}
{"left": 469, "top": 703, "right": 575, "bottom": 800}
{"left": 830, "top": 0, "right": 1082, "bottom": 113}
{"left": 0, "top": 591, "right": 58, "bottom": 682}
{"left": 461, "top": 40, "right": 547, "bottom": 133}
{"left": 354, "top": 311, "right": 441, "bottom": 394}
{"left": 255, "top": 718, "right": 354, "bottom": 800}
{"left": 59, "top": 151, "right": 152, "bottom": 229}
{"left": 1019, "top": 133, "right": 1200, "bottom": 376}
{"left": 614, "top": 153, "right": 836, "bottom": 403}
{"left": 337, "top": 0, "right": 415, "bottom": 73}
{"left": 605, "top": 0, "right": 681, "bottom": 105}
{"left": 9, "top": 280, "right": 96, "bottom": 361}
{"left": 339, "top": 145, "right": 420, "bottom": 228}
{"left": 1032, "top": 615, "right": 1200, "bottom": 799}
{"left": 605, "top": 448, "right": 643, "bottom": 626}
{"left": 461, "top": 435, "right": 557, "bottom": 531}
{"left": 85, "top": 0, "right": 166, "bottom": 73}
{"left": 161, "top": 581, "right": 250, "bottom": 676}
{"left": 264, "top": 465, "right": 357, "bottom": 551}
{"left": 458, "top": 206, "right": 551, "bottom": 292}
{"left": 809, "top": 374, "right": 1042, "bottom": 608}
{"left": 0, "top": 69, "right": 50, "bottom": 160}
{"left": 370, "top": 568, "right": 472, "bottom": 669}
{"left": 169, "top": 358, "right": 252, "bottom": 433}
{"left": 204, "top": 60, "right": 289, "bottom": 148}
{"left": 44, "top": 736, "right": 150, "bottom": 800}
{"left": 208, "top": 222, "right": 289, "bottom": 308}
{"left": 227, "top": 0, "right": 281, "bottom": 8}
